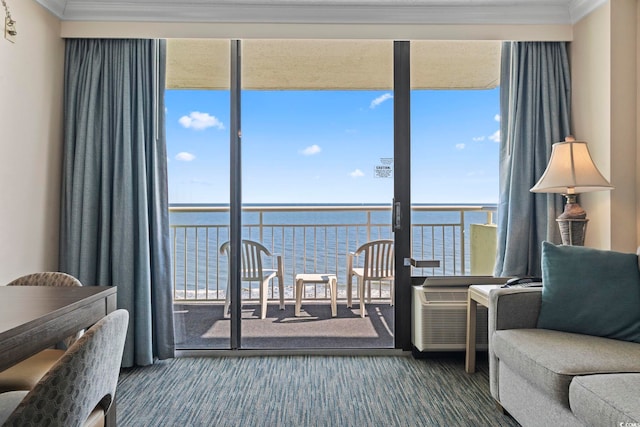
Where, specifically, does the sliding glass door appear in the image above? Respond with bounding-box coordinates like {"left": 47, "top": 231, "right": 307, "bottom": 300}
{"left": 167, "top": 39, "right": 500, "bottom": 351}
{"left": 167, "top": 40, "right": 233, "bottom": 349}
{"left": 409, "top": 41, "right": 501, "bottom": 278}
{"left": 239, "top": 40, "right": 397, "bottom": 349}
{"left": 167, "top": 39, "right": 404, "bottom": 350}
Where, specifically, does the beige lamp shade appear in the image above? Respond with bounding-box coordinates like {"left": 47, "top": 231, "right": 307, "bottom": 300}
{"left": 530, "top": 137, "right": 613, "bottom": 246}
{"left": 530, "top": 138, "right": 614, "bottom": 195}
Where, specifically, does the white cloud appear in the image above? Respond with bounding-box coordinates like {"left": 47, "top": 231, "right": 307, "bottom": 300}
{"left": 370, "top": 93, "right": 393, "bottom": 109}
{"left": 489, "top": 130, "right": 500, "bottom": 142}
{"left": 300, "top": 144, "right": 322, "bottom": 156}
{"left": 175, "top": 152, "right": 196, "bottom": 162}
{"left": 178, "top": 112, "right": 225, "bottom": 130}
{"left": 494, "top": 114, "right": 501, "bottom": 122}
{"left": 472, "top": 136, "right": 485, "bottom": 142}
{"left": 455, "top": 143, "right": 466, "bottom": 151}
{"left": 349, "top": 169, "right": 365, "bottom": 178}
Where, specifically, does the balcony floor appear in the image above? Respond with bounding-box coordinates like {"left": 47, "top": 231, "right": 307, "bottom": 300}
{"left": 174, "top": 301, "right": 394, "bottom": 349}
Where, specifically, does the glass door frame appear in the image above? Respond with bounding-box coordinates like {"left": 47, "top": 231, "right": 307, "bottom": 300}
{"left": 393, "top": 41, "right": 412, "bottom": 351}
{"left": 229, "top": 40, "right": 242, "bottom": 349}
{"left": 227, "top": 39, "right": 412, "bottom": 350}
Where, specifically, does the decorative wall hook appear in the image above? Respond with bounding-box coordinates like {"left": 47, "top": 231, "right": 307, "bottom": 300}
{"left": 2, "top": 0, "right": 16, "bottom": 42}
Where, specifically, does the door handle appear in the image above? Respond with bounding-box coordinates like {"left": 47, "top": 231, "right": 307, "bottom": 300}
{"left": 393, "top": 201, "right": 401, "bottom": 230}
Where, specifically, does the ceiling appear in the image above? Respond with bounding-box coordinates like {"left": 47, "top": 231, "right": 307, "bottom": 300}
{"left": 36, "top": 0, "right": 606, "bottom": 25}
{"left": 166, "top": 39, "right": 501, "bottom": 90}
{"left": 38, "top": 1, "right": 604, "bottom": 90}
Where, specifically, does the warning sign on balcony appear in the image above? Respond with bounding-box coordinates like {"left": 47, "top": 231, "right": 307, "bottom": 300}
{"left": 374, "top": 158, "right": 393, "bottom": 178}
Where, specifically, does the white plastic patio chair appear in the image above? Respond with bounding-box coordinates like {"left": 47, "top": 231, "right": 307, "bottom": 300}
{"left": 347, "top": 239, "right": 395, "bottom": 318}
{"left": 220, "top": 239, "right": 285, "bottom": 320}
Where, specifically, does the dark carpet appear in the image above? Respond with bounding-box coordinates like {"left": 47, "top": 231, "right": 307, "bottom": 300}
{"left": 117, "top": 354, "right": 519, "bottom": 427}
{"left": 174, "top": 302, "right": 394, "bottom": 349}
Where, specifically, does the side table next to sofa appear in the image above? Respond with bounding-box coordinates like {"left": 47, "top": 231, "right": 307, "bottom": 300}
{"left": 466, "top": 284, "right": 504, "bottom": 373}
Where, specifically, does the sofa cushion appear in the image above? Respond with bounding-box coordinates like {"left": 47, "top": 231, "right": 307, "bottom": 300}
{"left": 570, "top": 373, "right": 640, "bottom": 424}
{"left": 537, "top": 242, "right": 640, "bottom": 343}
{"left": 492, "top": 329, "right": 640, "bottom": 406}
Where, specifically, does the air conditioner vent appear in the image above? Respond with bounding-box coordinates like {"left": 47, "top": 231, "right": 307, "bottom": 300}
{"left": 423, "top": 291, "right": 467, "bottom": 303}
{"left": 412, "top": 285, "right": 488, "bottom": 352}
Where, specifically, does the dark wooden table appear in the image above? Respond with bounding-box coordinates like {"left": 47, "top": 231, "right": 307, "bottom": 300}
{"left": 0, "top": 285, "right": 118, "bottom": 424}
{"left": 0, "top": 285, "right": 117, "bottom": 371}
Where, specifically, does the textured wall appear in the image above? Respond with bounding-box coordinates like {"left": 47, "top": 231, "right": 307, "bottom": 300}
{"left": 0, "top": 1, "right": 64, "bottom": 283}
{"left": 571, "top": 0, "right": 638, "bottom": 252}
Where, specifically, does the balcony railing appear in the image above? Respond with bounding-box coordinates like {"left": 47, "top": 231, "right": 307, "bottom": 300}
{"left": 170, "top": 204, "right": 496, "bottom": 302}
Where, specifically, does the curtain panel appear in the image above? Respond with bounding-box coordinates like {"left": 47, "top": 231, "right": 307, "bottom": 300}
{"left": 494, "top": 42, "right": 571, "bottom": 277}
{"left": 60, "top": 39, "right": 174, "bottom": 367}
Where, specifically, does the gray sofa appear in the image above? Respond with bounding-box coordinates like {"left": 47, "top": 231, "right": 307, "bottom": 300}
{"left": 488, "top": 287, "right": 640, "bottom": 426}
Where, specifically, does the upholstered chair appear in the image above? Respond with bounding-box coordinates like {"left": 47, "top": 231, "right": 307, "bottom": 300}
{"left": 0, "top": 309, "right": 129, "bottom": 427}
{"left": 0, "top": 272, "right": 83, "bottom": 392}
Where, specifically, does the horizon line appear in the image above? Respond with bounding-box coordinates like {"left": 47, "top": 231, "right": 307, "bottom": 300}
{"left": 169, "top": 202, "right": 498, "bottom": 207}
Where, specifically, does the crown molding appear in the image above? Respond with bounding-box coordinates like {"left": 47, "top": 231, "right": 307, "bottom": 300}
{"left": 35, "top": 1, "right": 578, "bottom": 25}
{"left": 569, "top": 0, "right": 608, "bottom": 23}
{"left": 35, "top": 0, "right": 67, "bottom": 18}
{"left": 37, "top": 0, "right": 612, "bottom": 28}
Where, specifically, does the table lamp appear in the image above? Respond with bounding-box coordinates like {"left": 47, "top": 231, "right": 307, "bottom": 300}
{"left": 530, "top": 136, "right": 614, "bottom": 246}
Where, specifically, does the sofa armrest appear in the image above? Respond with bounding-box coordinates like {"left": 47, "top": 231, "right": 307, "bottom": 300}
{"left": 488, "top": 288, "right": 542, "bottom": 402}
{"left": 489, "top": 287, "right": 542, "bottom": 331}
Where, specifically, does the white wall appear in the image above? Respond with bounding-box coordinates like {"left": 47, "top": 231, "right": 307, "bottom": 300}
{"left": 571, "top": 2, "right": 612, "bottom": 249}
{"left": 571, "top": 0, "right": 638, "bottom": 252}
{"left": 0, "top": 0, "right": 64, "bottom": 283}
{"left": 609, "top": 0, "right": 638, "bottom": 252}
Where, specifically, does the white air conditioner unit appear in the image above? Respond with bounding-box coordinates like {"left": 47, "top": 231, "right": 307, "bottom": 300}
{"left": 412, "top": 285, "right": 488, "bottom": 352}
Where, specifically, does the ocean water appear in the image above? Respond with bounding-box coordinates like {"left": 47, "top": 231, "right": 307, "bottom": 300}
{"left": 169, "top": 204, "right": 495, "bottom": 300}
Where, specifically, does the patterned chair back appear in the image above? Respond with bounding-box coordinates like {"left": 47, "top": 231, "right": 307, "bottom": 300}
{"left": 6, "top": 272, "right": 82, "bottom": 288}
{"left": 6, "top": 272, "right": 83, "bottom": 348}
{"left": 2, "top": 309, "right": 129, "bottom": 427}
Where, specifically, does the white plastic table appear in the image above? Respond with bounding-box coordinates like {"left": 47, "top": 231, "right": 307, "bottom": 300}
{"left": 295, "top": 273, "right": 337, "bottom": 318}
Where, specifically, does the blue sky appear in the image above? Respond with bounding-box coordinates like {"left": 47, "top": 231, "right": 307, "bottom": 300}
{"left": 166, "top": 88, "right": 500, "bottom": 204}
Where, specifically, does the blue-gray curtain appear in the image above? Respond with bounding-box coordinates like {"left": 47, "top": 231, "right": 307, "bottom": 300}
{"left": 60, "top": 39, "right": 174, "bottom": 367}
{"left": 494, "top": 42, "right": 571, "bottom": 277}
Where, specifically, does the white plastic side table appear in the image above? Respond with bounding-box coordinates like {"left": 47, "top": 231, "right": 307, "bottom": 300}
{"left": 295, "top": 274, "right": 337, "bottom": 318}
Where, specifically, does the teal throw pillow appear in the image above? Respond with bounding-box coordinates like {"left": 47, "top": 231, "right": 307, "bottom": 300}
{"left": 537, "top": 241, "right": 640, "bottom": 343}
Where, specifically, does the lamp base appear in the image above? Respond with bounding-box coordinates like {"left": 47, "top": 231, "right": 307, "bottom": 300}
{"left": 556, "top": 194, "right": 588, "bottom": 246}
{"left": 556, "top": 218, "right": 588, "bottom": 246}
{"left": 558, "top": 194, "right": 586, "bottom": 220}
